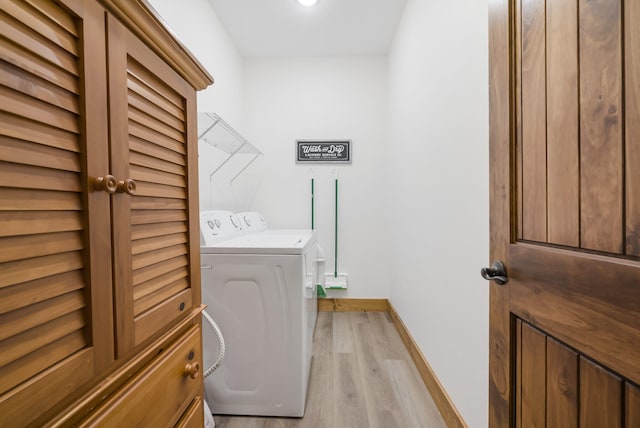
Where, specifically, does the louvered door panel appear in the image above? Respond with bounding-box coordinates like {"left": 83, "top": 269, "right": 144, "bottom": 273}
{"left": 127, "top": 54, "right": 192, "bottom": 347}
{"left": 0, "top": 0, "right": 112, "bottom": 425}
{"left": 108, "top": 15, "right": 199, "bottom": 355}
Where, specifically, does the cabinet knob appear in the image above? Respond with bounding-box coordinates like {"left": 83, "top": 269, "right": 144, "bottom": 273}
{"left": 184, "top": 362, "right": 200, "bottom": 379}
{"left": 116, "top": 178, "right": 137, "bottom": 196}
{"left": 94, "top": 175, "right": 118, "bottom": 194}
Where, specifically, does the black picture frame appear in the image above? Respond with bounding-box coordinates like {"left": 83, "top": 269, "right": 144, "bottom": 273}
{"left": 295, "top": 140, "right": 351, "bottom": 164}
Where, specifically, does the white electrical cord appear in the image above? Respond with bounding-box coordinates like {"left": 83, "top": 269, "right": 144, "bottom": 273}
{"left": 202, "top": 309, "right": 225, "bottom": 378}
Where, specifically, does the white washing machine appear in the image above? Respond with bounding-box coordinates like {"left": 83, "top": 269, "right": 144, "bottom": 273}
{"left": 200, "top": 211, "right": 318, "bottom": 417}
{"left": 235, "top": 211, "right": 267, "bottom": 232}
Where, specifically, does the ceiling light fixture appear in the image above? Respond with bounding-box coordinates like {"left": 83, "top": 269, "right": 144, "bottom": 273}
{"left": 297, "top": 0, "right": 318, "bottom": 6}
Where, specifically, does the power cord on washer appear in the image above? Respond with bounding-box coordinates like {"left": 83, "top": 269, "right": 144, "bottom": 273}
{"left": 202, "top": 309, "right": 225, "bottom": 378}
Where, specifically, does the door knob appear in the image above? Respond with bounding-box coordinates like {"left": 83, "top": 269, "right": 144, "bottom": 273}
{"left": 481, "top": 261, "right": 508, "bottom": 285}
{"left": 116, "top": 178, "right": 137, "bottom": 196}
{"left": 93, "top": 175, "right": 117, "bottom": 194}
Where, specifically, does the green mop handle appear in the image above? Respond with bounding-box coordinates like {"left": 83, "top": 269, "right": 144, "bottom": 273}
{"left": 334, "top": 178, "right": 338, "bottom": 278}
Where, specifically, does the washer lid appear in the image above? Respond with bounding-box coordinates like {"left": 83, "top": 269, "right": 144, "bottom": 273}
{"left": 200, "top": 230, "right": 316, "bottom": 255}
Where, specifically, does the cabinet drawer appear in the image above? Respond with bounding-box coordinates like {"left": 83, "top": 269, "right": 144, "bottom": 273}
{"left": 80, "top": 325, "right": 202, "bottom": 427}
{"left": 175, "top": 397, "right": 204, "bottom": 428}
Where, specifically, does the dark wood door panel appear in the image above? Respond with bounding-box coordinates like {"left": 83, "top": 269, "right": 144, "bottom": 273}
{"left": 510, "top": 243, "right": 640, "bottom": 384}
{"left": 515, "top": 319, "right": 635, "bottom": 428}
{"left": 545, "top": 0, "right": 579, "bottom": 248}
{"left": 578, "top": 0, "right": 623, "bottom": 254}
{"left": 491, "top": 0, "right": 640, "bottom": 425}
{"left": 515, "top": 321, "right": 546, "bottom": 428}
{"left": 520, "top": 0, "right": 547, "bottom": 243}
{"left": 626, "top": 0, "right": 640, "bottom": 257}
{"left": 515, "top": 0, "right": 626, "bottom": 254}
{"left": 580, "top": 357, "right": 623, "bottom": 428}
{"left": 546, "top": 338, "right": 578, "bottom": 428}
{"left": 627, "top": 383, "right": 640, "bottom": 426}
{"left": 488, "top": 0, "right": 512, "bottom": 422}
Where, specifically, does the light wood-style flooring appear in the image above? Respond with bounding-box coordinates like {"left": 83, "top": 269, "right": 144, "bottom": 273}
{"left": 213, "top": 311, "right": 447, "bottom": 428}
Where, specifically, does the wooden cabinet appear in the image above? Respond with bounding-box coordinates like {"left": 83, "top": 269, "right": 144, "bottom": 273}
{"left": 0, "top": 0, "right": 213, "bottom": 426}
{"left": 79, "top": 325, "right": 203, "bottom": 427}
{"left": 176, "top": 398, "right": 206, "bottom": 428}
{"left": 106, "top": 9, "right": 202, "bottom": 358}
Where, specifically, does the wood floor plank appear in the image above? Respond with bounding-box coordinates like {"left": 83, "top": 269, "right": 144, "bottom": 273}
{"left": 353, "top": 318, "right": 406, "bottom": 427}
{"left": 213, "top": 312, "right": 447, "bottom": 427}
{"left": 313, "top": 311, "right": 333, "bottom": 357}
{"left": 350, "top": 311, "right": 370, "bottom": 325}
{"left": 298, "top": 353, "right": 334, "bottom": 428}
{"left": 263, "top": 420, "right": 297, "bottom": 428}
{"left": 370, "top": 312, "right": 410, "bottom": 360}
{"left": 213, "top": 417, "right": 263, "bottom": 428}
{"left": 334, "top": 352, "right": 369, "bottom": 427}
{"left": 333, "top": 312, "right": 355, "bottom": 354}
{"left": 297, "top": 312, "right": 335, "bottom": 427}
{"left": 385, "top": 359, "right": 447, "bottom": 428}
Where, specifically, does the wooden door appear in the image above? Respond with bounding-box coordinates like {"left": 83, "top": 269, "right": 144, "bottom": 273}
{"left": 107, "top": 16, "right": 201, "bottom": 357}
{"left": 0, "top": 0, "right": 114, "bottom": 425}
{"left": 489, "top": 0, "right": 640, "bottom": 426}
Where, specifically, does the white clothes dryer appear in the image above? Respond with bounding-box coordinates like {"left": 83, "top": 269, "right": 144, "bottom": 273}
{"left": 235, "top": 211, "right": 267, "bottom": 232}
{"left": 200, "top": 211, "right": 317, "bottom": 417}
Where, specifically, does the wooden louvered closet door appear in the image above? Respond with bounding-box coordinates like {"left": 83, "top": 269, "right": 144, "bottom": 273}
{"left": 0, "top": 0, "right": 113, "bottom": 425}
{"left": 107, "top": 15, "right": 200, "bottom": 356}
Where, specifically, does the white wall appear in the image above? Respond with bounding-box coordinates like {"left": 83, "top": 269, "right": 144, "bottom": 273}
{"left": 388, "top": 1, "right": 489, "bottom": 427}
{"left": 243, "top": 57, "right": 390, "bottom": 299}
{"left": 145, "top": 2, "right": 489, "bottom": 425}
{"left": 147, "top": 0, "right": 244, "bottom": 210}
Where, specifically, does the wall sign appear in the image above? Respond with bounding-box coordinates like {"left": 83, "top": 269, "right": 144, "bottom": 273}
{"left": 296, "top": 140, "right": 351, "bottom": 164}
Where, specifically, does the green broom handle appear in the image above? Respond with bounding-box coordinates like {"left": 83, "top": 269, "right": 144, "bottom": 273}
{"left": 311, "top": 178, "right": 315, "bottom": 230}
{"left": 334, "top": 178, "right": 338, "bottom": 278}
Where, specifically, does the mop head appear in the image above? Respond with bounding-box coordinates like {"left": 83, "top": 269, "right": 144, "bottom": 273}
{"left": 325, "top": 273, "right": 348, "bottom": 289}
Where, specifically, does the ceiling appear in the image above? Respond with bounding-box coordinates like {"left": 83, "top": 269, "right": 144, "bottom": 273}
{"left": 207, "top": 0, "right": 407, "bottom": 58}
